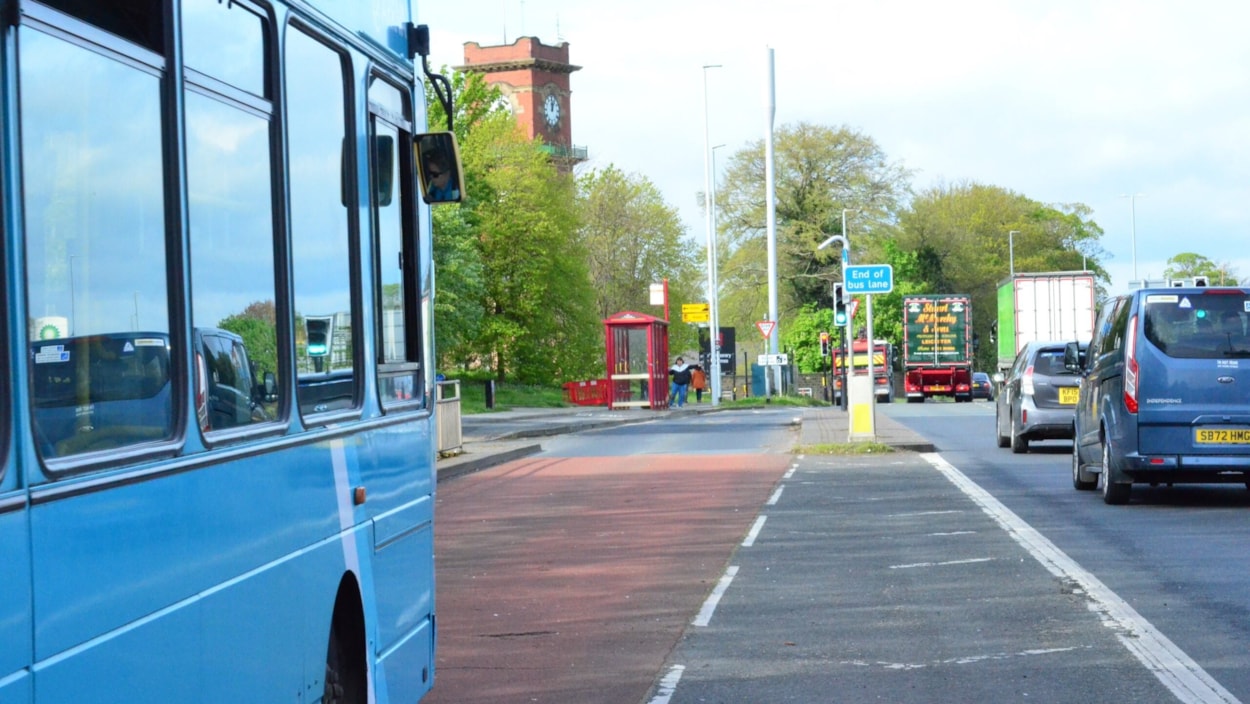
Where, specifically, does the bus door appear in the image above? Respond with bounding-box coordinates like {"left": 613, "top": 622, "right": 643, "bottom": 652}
{"left": 0, "top": 450, "right": 33, "bottom": 699}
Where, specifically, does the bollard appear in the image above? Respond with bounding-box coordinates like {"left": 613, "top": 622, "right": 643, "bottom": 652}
{"left": 485, "top": 379, "right": 496, "bottom": 409}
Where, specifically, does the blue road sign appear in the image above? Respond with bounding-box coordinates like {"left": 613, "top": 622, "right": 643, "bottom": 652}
{"left": 843, "top": 264, "right": 894, "bottom": 294}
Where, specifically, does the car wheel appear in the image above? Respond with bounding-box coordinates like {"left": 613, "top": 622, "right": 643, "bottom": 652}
{"left": 995, "top": 407, "right": 1010, "bottom": 448}
{"left": 1072, "top": 441, "right": 1096, "bottom": 490}
{"left": 1010, "top": 417, "right": 1028, "bottom": 454}
{"left": 1100, "top": 439, "right": 1131, "bottom": 505}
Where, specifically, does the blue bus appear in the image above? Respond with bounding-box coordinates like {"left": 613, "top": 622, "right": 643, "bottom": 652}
{"left": 2, "top": 1, "right": 461, "bottom": 701}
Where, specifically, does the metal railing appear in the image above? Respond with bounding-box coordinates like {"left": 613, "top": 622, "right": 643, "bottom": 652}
{"left": 436, "top": 380, "right": 462, "bottom": 456}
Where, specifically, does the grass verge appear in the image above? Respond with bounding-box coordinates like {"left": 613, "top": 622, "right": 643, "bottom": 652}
{"left": 795, "top": 442, "right": 895, "bottom": 455}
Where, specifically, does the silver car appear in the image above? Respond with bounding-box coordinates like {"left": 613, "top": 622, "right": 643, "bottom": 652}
{"left": 995, "top": 341, "right": 1086, "bottom": 453}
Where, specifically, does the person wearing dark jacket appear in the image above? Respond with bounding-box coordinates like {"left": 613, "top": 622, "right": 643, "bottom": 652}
{"left": 668, "top": 357, "right": 692, "bottom": 408}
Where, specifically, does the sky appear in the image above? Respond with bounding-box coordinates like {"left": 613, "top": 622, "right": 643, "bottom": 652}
{"left": 415, "top": 0, "right": 1250, "bottom": 296}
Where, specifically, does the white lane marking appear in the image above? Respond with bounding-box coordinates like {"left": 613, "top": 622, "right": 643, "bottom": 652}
{"left": 742, "top": 516, "right": 767, "bottom": 546}
{"left": 692, "top": 565, "right": 739, "bottom": 627}
{"left": 767, "top": 486, "right": 785, "bottom": 505}
{"left": 922, "top": 453, "right": 1240, "bottom": 704}
{"left": 647, "top": 664, "right": 686, "bottom": 704}
{"left": 841, "top": 645, "right": 1088, "bottom": 670}
{"left": 889, "top": 557, "right": 994, "bottom": 570}
{"left": 784, "top": 464, "right": 797, "bottom": 479}
{"left": 889, "top": 510, "right": 964, "bottom": 518}
{"left": 930, "top": 531, "right": 977, "bottom": 537}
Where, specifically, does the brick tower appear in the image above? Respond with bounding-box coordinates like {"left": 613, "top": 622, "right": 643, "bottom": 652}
{"left": 459, "top": 37, "right": 586, "bottom": 171}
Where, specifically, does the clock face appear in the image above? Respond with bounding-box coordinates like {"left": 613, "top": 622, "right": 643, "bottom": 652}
{"left": 543, "top": 94, "right": 560, "bottom": 127}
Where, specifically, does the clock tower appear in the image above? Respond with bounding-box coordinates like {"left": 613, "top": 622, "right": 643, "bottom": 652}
{"left": 460, "top": 37, "right": 586, "bottom": 171}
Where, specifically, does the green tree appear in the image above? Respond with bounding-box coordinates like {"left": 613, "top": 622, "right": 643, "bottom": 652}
{"left": 218, "top": 300, "right": 278, "bottom": 380}
{"left": 780, "top": 303, "right": 833, "bottom": 373}
{"left": 575, "top": 165, "right": 703, "bottom": 355}
{"left": 1163, "top": 252, "right": 1240, "bottom": 285}
{"left": 426, "top": 70, "right": 599, "bottom": 382}
{"left": 897, "top": 182, "right": 1105, "bottom": 371}
{"left": 460, "top": 110, "right": 599, "bottom": 383}
{"left": 713, "top": 123, "right": 911, "bottom": 346}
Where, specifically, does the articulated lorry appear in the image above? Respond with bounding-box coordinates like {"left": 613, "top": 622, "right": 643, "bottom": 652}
{"left": 995, "top": 272, "right": 1097, "bottom": 373}
{"left": 902, "top": 294, "right": 973, "bottom": 402}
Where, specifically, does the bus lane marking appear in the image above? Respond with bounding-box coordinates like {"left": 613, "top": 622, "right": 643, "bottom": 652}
{"left": 742, "top": 516, "right": 767, "bottom": 546}
{"left": 922, "top": 453, "right": 1240, "bottom": 704}
{"left": 692, "top": 565, "right": 739, "bottom": 627}
{"left": 647, "top": 664, "right": 686, "bottom": 704}
{"left": 767, "top": 486, "right": 785, "bottom": 505}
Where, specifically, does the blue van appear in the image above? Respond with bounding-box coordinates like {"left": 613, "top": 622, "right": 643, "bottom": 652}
{"left": 1067, "top": 286, "right": 1250, "bottom": 504}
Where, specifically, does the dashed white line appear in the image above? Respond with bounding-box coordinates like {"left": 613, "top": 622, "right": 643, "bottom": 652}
{"left": 742, "top": 516, "right": 767, "bottom": 546}
{"left": 647, "top": 664, "right": 685, "bottom": 704}
{"left": 889, "top": 557, "right": 994, "bottom": 570}
{"left": 922, "top": 453, "right": 1239, "bottom": 704}
{"left": 767, "top": 486, "right": 785, "bottom": 505}
{"left": 692, "top": 565, "right": 739, "bottom": 627}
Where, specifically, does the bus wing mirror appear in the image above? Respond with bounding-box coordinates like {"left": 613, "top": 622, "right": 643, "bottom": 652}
{"left": 415, "top": 131, "right": 464, "bottom": 205}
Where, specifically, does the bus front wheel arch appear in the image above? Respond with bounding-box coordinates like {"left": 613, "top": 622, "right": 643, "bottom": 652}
{"left": 324, "top": 576, "right": 368, "bottom": 704}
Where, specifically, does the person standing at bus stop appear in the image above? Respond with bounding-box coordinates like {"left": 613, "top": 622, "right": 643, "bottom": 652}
{"left": 668, "top": 357, "right": 692, "bottom": 408}
{"left": 690, "top": 363, "right": 707, "bottom": 403}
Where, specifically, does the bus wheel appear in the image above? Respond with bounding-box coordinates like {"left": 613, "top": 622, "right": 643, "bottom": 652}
{"left": 324, "top": 616, "right": 366, "bottom": 704}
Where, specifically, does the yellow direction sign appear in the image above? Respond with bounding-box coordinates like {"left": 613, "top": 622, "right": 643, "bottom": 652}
{"left": 682, "top": 303, "right": 710, "bottom": 323}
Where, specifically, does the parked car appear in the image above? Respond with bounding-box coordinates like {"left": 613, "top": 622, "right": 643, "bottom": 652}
{"left": 1068, "top": 286, "right": 1250, "bottom": 504}
{"left": 971, "top": 372, "right": 994, "bottom": 400}
{"left": 994, "top": 341, "right": 1086, "bottom": 453}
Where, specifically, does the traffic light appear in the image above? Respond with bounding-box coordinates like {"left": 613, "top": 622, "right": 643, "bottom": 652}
{"left": 305, "top": 316, "right": 333, "bottom": 358}
{"left": 819, "top": 331, "right": 831, "bottom": 357}
{"left": 832, "top": 283, "right": 848, "bottom": 327}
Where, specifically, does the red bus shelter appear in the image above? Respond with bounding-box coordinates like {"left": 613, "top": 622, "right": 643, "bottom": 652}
{"left": 604, "top": 311, "right": 669, "bottom": 410}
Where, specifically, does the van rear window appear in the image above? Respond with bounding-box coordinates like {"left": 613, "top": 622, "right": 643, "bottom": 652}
{"left": 1143, "top": 293, "right": 1250, "bottom": 358}
{"left": 32, "top": 334, "right": 171, "bottom": 406}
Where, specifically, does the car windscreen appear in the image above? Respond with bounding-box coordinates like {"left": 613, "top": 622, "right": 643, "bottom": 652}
{"left": 1143, "top": 292, "right": 1250, "bottom": 358}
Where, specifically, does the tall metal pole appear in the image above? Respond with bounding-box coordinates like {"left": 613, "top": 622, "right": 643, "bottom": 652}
{"left": 842, "top": 209, "right": 853, "bottom": 407}
{"left": 710, "top": 143, "right": 725, "bottom": 405}
{"left": 1120, "top": 193, "right": 1143, "bottom": 283}
{"left": 764, "top": 47, "right": 780, "bottom": 393}
{"left": 701, "top": 63, "right": 722, "bottom": 403}
{"left": 1008, "top": 230, "right": 1018, "bottom": 277}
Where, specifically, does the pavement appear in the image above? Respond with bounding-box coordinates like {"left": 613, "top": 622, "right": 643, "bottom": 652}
{"left": 436, "top": 401, "right": 935, "bottom": 481}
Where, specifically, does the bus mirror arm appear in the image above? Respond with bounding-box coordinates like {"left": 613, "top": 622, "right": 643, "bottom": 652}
{"left": 406, "top": 23, "right": 455, "bottom": 132}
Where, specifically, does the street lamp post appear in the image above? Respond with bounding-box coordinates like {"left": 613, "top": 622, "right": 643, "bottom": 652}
{"left": 709, "top": 143, "right": 725, "bottom": 403}
{"left": 1008, "top": 230, "right": 1018, "bottom": 277}
{"left": 702, "top": 63, "right": 722, "bottom": 405}
{"left": 1120, "top": 193, "right": 1144, "bottom": 283}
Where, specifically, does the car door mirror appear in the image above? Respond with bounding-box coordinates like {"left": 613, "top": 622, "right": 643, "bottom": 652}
{"left": 992, "top": 372, "right": 1005, "bottom": 384}
{"left": 1063, "top": 342, "right": 1084, "bottom": 371}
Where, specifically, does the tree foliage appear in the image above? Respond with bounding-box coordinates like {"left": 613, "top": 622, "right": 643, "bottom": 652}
{"left": 575, "top": 165, "right": 703, "bottom": 355}
{"left": 426, "top": 71, "right": 600, "bottom": 383}
{"left": 1164, "top": 252, "right": 1240, "bottom": 285}
{"left": 218, "top": 300, "right": 278, "bottom": 380}
{"left": 896, "top": 182, "right": 1105, "bottom": 371}
{"left": 714, "top": 123, "right": 911, "bottom": 346}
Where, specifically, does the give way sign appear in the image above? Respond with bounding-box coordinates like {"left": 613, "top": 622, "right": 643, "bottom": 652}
{"left": 755, "top": 320, "right": 776, "bottom": 339}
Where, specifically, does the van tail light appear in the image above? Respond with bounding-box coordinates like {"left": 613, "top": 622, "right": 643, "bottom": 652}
{"left": 195, "top": 351, "right": 210, "bottom": 432}
{"left": 1124, "top": 314, "right": 1139, "bottom": 414}
{"left": 1021, "top": 365, "right": 1035, "bottom": 396}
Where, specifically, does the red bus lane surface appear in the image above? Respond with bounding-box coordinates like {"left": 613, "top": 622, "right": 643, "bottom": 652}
{"left": 427, "top": 452, "right": 792, "bottom": 704}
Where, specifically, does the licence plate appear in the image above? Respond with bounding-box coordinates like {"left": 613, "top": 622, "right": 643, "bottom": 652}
{"left": 926, "top": 385, "right": 950, "bottom": 392}
{"left": 1195, "top": 428, "right": 1250, "bottom": 444}
{"left": 1058, "top": 387, "right": 1079, "bottom": 405}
